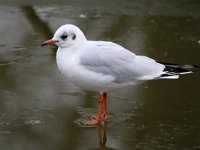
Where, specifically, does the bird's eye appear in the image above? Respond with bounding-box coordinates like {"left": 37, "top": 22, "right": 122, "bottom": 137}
{"left": 61, "top": 34, "right": 68, "bottom": 40}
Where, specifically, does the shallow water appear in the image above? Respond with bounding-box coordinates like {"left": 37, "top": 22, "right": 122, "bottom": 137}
{"left": 0, "top": 0, "right": 200, "bottom": 150}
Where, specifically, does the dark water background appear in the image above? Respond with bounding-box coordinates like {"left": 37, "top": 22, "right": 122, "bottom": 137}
{"left": 0, "top": 0, "right": 200, "bottom": 149}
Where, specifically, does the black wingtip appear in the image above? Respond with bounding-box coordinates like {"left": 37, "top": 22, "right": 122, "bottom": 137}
{"left": 180, "top": 64, "right": 199, "bottom": 73}
{"left": 192, "top": 65, "right": 199, "bottom": 72}
{"left": 158, "top": 61, "right": 199, "bottom": 74}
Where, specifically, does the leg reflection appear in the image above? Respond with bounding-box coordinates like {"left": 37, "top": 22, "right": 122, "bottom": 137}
{"left": 97, "top": 120, "right": 107, "bottom": 150}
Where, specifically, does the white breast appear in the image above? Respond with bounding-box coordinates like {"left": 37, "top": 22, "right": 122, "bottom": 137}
{"left": 56, "top": 47, "right": 123, "bottom": 92}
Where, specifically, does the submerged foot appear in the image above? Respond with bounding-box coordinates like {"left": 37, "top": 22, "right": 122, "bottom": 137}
{"left": 82, "top": 118, "right": 99, "bottom": 126}
{"left": 81, "top": 114, "right": 108, "bottom": 127}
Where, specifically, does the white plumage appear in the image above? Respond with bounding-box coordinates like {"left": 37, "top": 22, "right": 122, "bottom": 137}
{"left": 41, "top": 24, "right": 198, "bottom": 125}
{"left": 47, "top": 24, "right": 197, "bottom": 92}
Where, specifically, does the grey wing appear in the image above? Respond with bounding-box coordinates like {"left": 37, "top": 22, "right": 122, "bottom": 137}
{"left": 79, "top": 41, "right": 165, "bottom": 83}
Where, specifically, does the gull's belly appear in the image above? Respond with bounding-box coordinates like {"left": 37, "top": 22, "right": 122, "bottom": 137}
{"left": 56, "top": 55, "right": 123, "bottom": 92}
{"left": 63, "top": 64, "right": 120, "bottom": 92}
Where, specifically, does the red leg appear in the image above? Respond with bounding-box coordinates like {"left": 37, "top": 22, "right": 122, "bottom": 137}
{"left": 102, "top": 93, "right": 108, "bottom": 119}
{"left": 97, "top": 93, "right": 104, "bottom": 120}
{"left": 82, "top": 92, "right": 105, "bottom": 126}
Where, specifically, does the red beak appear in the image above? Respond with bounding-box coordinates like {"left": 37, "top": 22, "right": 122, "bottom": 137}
{"left": 41, "top": 39, "right": 57, "bottom": 47}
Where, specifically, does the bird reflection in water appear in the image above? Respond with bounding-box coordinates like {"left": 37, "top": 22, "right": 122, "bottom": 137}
{"left": 97, "top": 120, "right": 107, "bottom": 150}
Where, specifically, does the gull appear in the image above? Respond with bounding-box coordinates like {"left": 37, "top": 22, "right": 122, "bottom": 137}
{"left": 41, "top": 24, "right": 198, "bottom": 126}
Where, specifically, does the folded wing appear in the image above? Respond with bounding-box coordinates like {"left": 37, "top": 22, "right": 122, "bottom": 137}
{"left": 79, "top": 41, "right": 165, "bottom": 83}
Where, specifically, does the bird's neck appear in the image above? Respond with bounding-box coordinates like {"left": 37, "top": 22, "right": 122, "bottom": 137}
{"left": 57, "top": 41, "right": 86, "bottom": 58}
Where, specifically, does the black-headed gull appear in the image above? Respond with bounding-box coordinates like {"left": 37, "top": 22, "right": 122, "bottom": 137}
{"left": 42, "top": 24, "right": 198, "bottom": 126}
